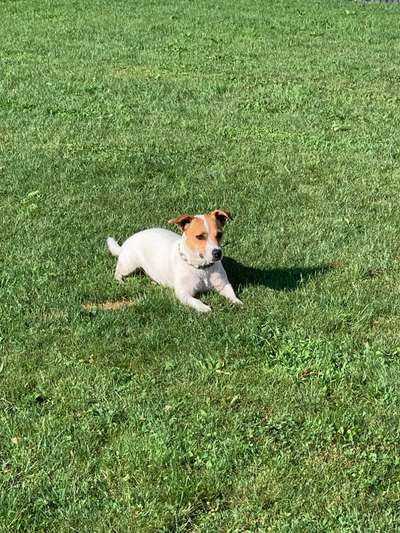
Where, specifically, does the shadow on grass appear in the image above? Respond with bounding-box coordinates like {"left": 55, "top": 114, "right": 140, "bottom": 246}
{"left": 223, "top": 257, "right": 332, "bottom": 292}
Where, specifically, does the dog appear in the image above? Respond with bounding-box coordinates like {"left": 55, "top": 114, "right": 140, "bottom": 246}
{"left": 107, "top": 209, "right": 242, "bottom": 312}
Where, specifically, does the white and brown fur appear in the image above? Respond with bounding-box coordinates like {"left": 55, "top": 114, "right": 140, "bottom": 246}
{"left": 107, "top": 209, "right": 242, "bottom": 312}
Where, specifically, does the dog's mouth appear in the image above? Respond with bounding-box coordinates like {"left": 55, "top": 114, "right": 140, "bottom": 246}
{"left": 200, "top": 255, "right": 223, "bottom": 267}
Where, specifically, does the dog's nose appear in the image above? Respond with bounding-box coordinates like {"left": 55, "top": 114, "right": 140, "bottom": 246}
{"left": 212, "top": 248, "right": 222, "bottom": 261}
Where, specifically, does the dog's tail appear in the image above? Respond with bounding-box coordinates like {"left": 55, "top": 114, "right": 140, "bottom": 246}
{"left": 107, "top": 237, "right": 121, "bottom": 257}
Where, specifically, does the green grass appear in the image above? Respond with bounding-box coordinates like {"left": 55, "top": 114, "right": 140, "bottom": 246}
{"left": 1, "top": 0, "right": 400, "bottom": 530}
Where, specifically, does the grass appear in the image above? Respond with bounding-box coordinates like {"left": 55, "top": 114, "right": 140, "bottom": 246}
{"left": 1, "top": 0, "right": 400, "bottom": 530}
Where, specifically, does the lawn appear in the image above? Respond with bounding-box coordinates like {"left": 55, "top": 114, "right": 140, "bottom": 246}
{"left": 1, "top": 0, "right": 400, "bottom": 530}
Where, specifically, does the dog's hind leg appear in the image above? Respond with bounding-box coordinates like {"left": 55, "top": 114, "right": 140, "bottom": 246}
{"left": 114, "top": 254, "right": 141, "bottom": 283}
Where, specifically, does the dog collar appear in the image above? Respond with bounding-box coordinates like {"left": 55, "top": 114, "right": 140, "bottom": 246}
{"left": 178, "top": 243, "right": 214, "bottom": 270}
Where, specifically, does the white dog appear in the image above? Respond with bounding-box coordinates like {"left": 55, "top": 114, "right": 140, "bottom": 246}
{"left": 107, "top": 209, "right": 242, "bottom": 312}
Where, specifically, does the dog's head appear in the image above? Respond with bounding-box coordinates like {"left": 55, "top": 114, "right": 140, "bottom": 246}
{"left": 168, "top": 209, "right": 232, "bottom": 268}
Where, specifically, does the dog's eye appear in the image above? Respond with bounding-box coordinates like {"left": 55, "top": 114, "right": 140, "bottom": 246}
{"left": 196, "top": 234, "right": 206, "bottom": 240}
{"left": 216, "top": 232, "right": 223, "bottom": 240}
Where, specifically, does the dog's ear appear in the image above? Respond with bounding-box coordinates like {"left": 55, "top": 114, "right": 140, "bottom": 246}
{"left": 168, "top": 214, "right": 193, "bottom": 231}
{"left": 211, "top": 209, "right": 233, "bottom": 226}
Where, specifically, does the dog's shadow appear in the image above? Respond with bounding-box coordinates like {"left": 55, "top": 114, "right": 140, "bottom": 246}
{"left": 223, "top": 257, "right": 332, "bottom": 292}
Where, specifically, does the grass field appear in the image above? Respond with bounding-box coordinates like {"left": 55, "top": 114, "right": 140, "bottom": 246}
{"left": 1, "top": 0, "right": 400, "bottom": 530}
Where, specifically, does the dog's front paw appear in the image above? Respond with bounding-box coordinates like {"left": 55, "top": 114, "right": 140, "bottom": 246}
{"left": 197, "top": 304, "right": 212, "bottom": 313}
{"left": 176, "top": 293, "right": 212, "bottom": 313}
{"left": 232, "top": 298, "right": 243, "bottom": 306}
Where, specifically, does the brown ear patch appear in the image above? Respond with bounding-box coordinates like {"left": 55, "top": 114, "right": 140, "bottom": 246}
{"left": 168, "top": 214, "right": 193, "bottom": 231}
{"left": 210, "top": 209, "right": 232, "bottom": 226}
